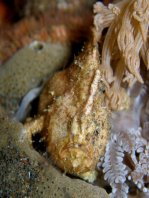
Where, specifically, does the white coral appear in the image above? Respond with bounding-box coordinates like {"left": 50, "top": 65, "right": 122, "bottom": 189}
{"left": 101, "top": 83, "right": 149, "bottom": 197}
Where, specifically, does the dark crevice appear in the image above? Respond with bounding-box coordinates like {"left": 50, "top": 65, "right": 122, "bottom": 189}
{"left": 32, "top": 132, "right": 46, "bottom": 154}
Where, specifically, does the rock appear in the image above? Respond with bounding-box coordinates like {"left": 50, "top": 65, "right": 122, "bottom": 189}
{"left": 0, "top": 41, "right": 70, "bottom": 116}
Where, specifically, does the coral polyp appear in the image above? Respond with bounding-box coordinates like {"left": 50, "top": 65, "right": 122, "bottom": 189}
{"left": 94, "top": 0, "right": 149, "bottom": 197}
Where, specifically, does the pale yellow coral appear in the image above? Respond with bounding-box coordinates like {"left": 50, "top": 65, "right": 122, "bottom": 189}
{"left": 94, "top": 0, "right": 149, "bottom": 110}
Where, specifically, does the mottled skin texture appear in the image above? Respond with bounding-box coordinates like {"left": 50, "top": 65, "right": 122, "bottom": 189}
{"left": 24, "top": 40, "right": 110, "bottom": 182}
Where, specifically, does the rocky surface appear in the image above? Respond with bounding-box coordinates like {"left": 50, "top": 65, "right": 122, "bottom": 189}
{"left": 0, "top": 41, "right": 70, "bottom": 117}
